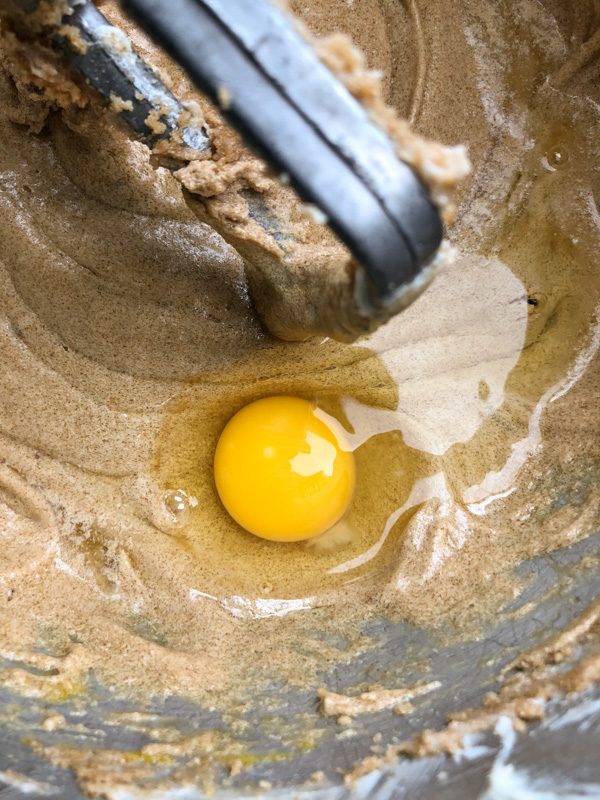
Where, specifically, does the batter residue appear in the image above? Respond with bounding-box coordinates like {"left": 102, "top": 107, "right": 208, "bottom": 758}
{"left": 0, "top": 0, "right": 599, "bottom": 795}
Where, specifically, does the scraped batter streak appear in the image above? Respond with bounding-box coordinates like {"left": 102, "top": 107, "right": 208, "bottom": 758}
{"left": 0, "top": 0, "right": 469, "bottom": 343}
{"left": 174, "top": 26, "right": 469, "bottom": 342}
{"left": 0, "top": 0, "right": 598, "bottom": 793}
{"left": 318, "top": 681, "right": 441, "bottom": 718}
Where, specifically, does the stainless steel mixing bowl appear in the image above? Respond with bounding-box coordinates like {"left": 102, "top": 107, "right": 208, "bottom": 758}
{"left": 1, "top": 0, "right": 599, "bottom": 797}
{"left": 1, "top": 528, "right": 600, "bottom": 797}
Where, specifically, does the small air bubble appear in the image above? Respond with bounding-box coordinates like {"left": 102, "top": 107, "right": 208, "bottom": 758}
{"left": 542, "top": 145, "right": 569, "bottom": 172}
{"left": 164, "top": 489, "right": 190, "bottom": 526}
{"left": 548, "top": 146, "right": 569, "bottom": 167}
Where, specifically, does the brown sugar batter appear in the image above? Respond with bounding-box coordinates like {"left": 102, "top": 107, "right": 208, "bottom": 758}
{"left": 0, "top": 0, "right": 599, "bottom": 794}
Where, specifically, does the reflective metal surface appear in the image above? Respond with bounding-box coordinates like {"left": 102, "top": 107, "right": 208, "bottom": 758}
{"left": 1, "top": 527, "right": 599, "bottom": 797}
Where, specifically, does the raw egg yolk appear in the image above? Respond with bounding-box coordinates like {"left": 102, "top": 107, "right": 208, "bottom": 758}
{"left": 214, "top": 396, "right": 355, "bottom": 542}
